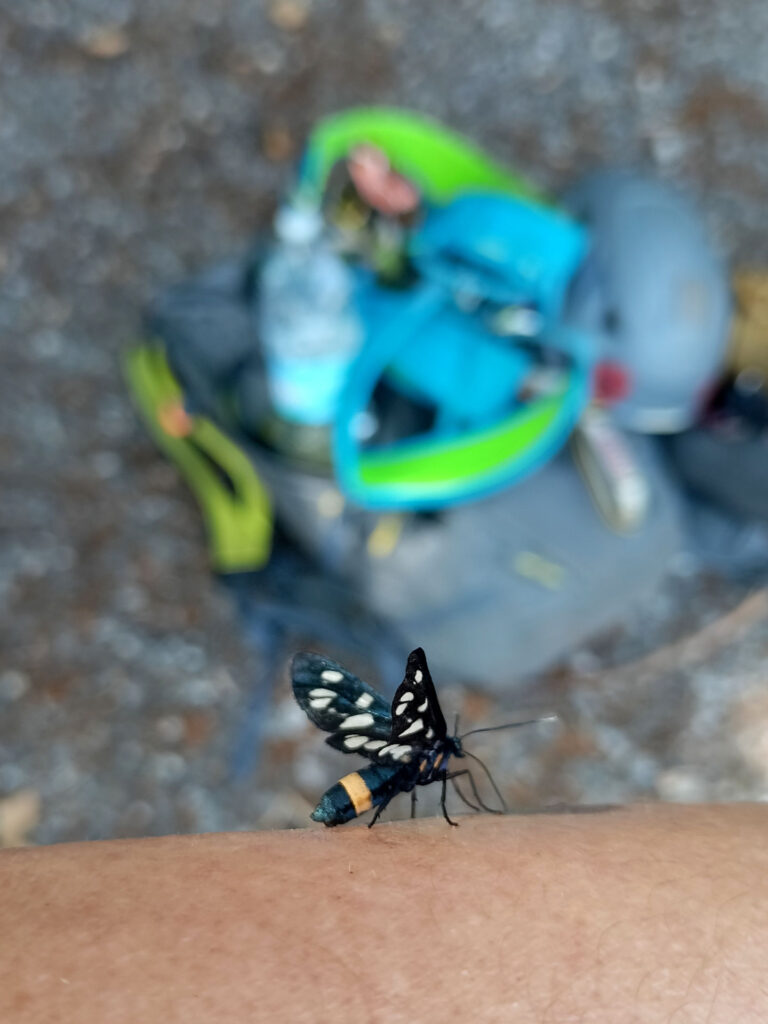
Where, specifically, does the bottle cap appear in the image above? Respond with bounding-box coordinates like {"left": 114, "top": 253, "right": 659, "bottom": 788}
{"left": 274, "top": 203, "right": 324, "bottom": 245}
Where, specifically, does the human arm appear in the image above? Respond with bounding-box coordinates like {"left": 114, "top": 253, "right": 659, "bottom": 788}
{"left": 2, "top": 805, "right": 767, "bottom": 1023}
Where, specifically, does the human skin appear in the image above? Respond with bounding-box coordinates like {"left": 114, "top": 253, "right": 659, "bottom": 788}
{"left": 1, "top": 805, "right": 767, "bottom": 1023}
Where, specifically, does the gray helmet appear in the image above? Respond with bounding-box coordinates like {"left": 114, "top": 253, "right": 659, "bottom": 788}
{"left": 563, "top": 170, "right": 731, "bottom": 433}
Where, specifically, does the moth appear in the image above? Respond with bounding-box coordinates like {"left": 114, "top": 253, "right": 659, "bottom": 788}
{"left": 292, "top": 646, "right": 551, "bottom": 827}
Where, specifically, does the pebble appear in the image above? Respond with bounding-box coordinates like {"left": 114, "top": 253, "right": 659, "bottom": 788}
{"left": 0, "top": 764, "right": 28, "bottom": 793}
{"left": 115, "top": 583, "right": 148, "bottom": 614}
{"left": 117, "top": 800, "right": 155, "bottom": 833}
{"left": 650, "top": 125, "right": 689, "bottom": 167}
{"left": 79, "top": 26, "right": 131, "bottom": 60}
{"left": 262, "top": 126, "right": 295, "bottom": 163}
{"left": 293, "top": 751, "right": 327, "bottom": 792}
{"left": 177, "top": 677, "right": 218, "bottom": 707}
{"left": 268, "top": 698, "right": 310, "bottom": 741}
{"left": 155, "top": 714, "right": 186, "bottom": 744}
{"left": 150, "top": 752, "right": 188, "bottom": 785}
{"left": 250, "top": 40, "right": 286, "bottom": 76}
{"left": 267, "top": 0, "right": 310, "bottom": 32}
{"left": 0, "top": 671, "right": 30, "bottom": 702}
{"left": 175, "top": 785, "right": 222, "bottom": 832}
{"left": 655, "top": 768, "right": 707, "bottom": 803}
{"left": 90, "top": 451, "right": 122, "bottom": 480}
{"left": 115, "top": 741, "right": 145, "bottom": 771}
{"left": 590, "top": 26, "right": 620, "bottom": 63}
{"left": 0, "top": 789, "right": 41, "bottom": 847}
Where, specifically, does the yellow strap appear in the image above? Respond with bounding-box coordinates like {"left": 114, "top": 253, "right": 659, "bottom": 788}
{"left": 730, "top": 270, "right": 768, "bottom": 378}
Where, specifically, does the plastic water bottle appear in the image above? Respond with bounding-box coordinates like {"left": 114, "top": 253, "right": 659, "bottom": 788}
{"left": 257, "top": 203, "right": 362, "bottom": 461}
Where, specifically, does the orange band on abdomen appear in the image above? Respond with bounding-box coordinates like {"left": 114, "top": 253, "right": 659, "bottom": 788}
{"left": 339, "top": 772, "right": 373, "bottom": 816}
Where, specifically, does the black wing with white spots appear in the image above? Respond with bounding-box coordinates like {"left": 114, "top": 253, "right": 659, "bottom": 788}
{"left": 388, "top": 647, "right": 448, "bottom": 751}
{"left": 292, "top": 652, "right": 414, "bottom": 765}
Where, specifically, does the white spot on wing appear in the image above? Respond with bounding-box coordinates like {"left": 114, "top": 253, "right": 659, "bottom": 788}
{"left": 395, "top": 702, "right": 408, "bottom": 716}
{"left": 426, "top": 727, "right": 434, "bottom": 739}
{"left": 365, "top": 740, "right": 387, "bottom": 751}
{"left": 398, "top": 718, "right": 423, "bottom": 738}
{"left": 379, "top": 743, "right": 412, "bottom": 762}
{"left": 309, "top": 688, "right": 336, "bottom": 699}
{"left": 417, "top": 699, "right": 428, "bottom": 712}
{"left": 321, "top": 669, "right": 344, "bottom": 682}
{"left": 399, "top": 692, "right": 414, "bottom": 702}
{"left": 355, "top": 693, "right": 374, "bottom": 709}
{"left": 414, "top": 670, "right": 423, "bottom": 683}
{"left": 309, "top": 697, "right": 332, "bottom": 709}
{"left": 340, "top": 713, "right": 375, "bottom": 731}
{"left": 343, "top": 735, "right": 368, "bottom": 749}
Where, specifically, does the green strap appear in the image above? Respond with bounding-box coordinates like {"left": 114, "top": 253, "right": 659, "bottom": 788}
{"left": 299, "top": 106, "right": 545, "bottom": 205}
{"left": 123, "top": 346, "right": 273, "bottom": 573}
{"left": 360, "top": 395, "right": 563, "bottom": 491}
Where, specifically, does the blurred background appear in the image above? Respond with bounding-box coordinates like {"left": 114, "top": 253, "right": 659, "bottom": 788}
{"left": 2, "top": 0, "right": 768, "bottom": 846}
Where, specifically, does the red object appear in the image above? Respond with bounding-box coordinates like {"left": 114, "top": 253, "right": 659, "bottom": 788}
{"left": 593, "top": 360, "right": 631, "bottom": 404}
{"left": 347, "top": 144, "right": 421, "bottom": 218}
{"left": 158, "top": 400, "right": 194, "bottom": 438}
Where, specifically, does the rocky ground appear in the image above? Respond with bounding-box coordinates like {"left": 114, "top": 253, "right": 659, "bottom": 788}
{"left": 2, "top": 0, "right": 768, "bottom": 844}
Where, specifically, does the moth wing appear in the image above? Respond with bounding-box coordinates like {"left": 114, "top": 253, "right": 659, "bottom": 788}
{"left": 291, "top": 651, "right": 391, "bottom": 736}
{"left": 388, "top": 647, "right": 448, "bottom": 749}
{"left": 292, "top": 652, "right": 416, "bottom": 766}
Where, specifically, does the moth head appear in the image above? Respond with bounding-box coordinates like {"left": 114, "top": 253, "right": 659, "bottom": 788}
{"left": 447, "top": 735, "right": 464, "bottom": 759}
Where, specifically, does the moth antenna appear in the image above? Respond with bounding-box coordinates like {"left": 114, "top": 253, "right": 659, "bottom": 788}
{"left": 454, "top": 712, "right": 460, "bottom": 736}
{"left": 459, "top": 715, "right": 557, "bottom": 740}
{"left": 462, "top": 749, "right": 508, "bottom": 813}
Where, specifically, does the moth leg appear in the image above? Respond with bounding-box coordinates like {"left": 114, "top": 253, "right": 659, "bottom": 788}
{"left": 446, "top": 768, "right": 503, "bottom": 815}
{"left": 367, "top": 793, "right": 395, "bottom": 829}
{"left": 440, "top": 773, "right": 459, "bottom": 827}
{"left": 447, "top": 770, "right": 481, "bottom": 812}
{"left": 410, "top": 791, "right": 417, "bottom": 819}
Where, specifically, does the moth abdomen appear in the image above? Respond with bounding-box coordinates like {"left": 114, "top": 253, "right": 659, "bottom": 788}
{"left": 311, "top": 763, "right": 408, "bottom": 827}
